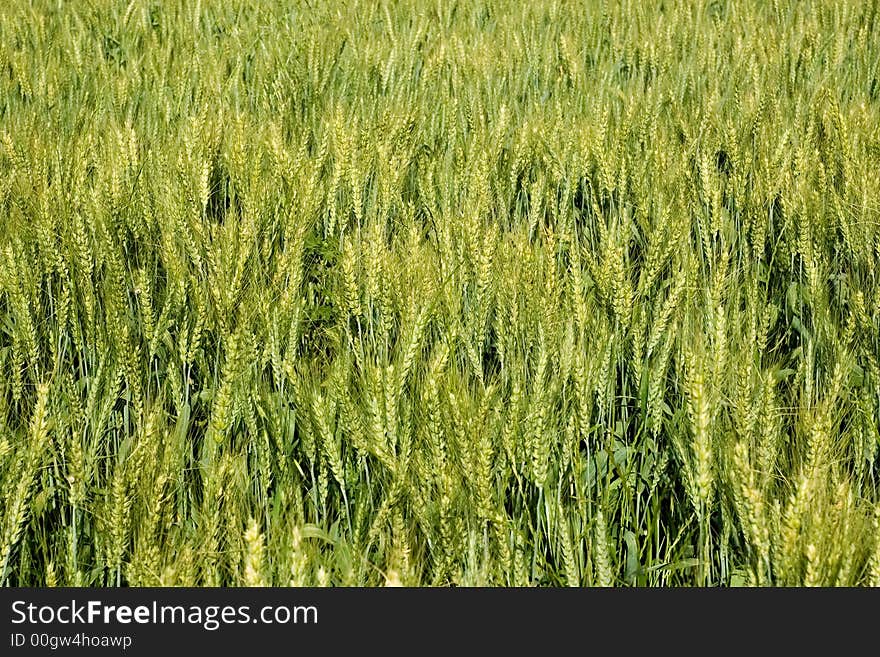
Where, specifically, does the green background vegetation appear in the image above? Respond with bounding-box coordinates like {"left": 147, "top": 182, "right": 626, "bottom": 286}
{"left": 1, "top": 0, "right": 879, "bottom": 586}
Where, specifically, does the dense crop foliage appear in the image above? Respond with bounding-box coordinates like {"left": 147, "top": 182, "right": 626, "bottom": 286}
{"left": 1, "top": 0, "right": 879, "bottom": 586}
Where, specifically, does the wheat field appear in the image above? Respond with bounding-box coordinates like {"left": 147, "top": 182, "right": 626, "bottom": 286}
{"left": 1, "top": 0, "right": 879, "bottom": 587}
